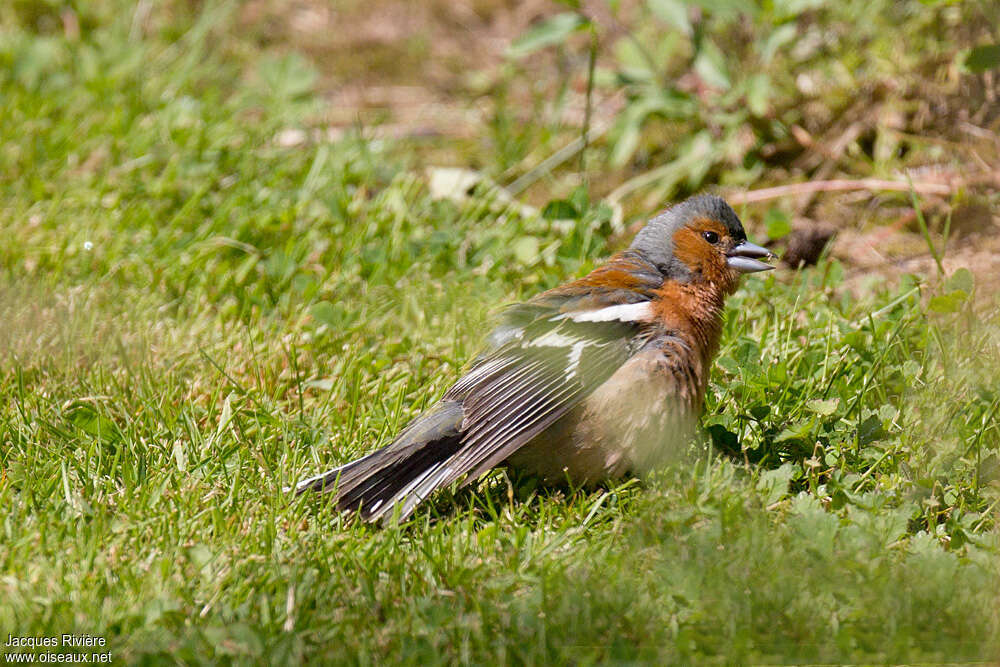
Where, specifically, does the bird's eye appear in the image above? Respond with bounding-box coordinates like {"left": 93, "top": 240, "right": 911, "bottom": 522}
{"left": 702, "top": 231, "right": 720, "bottom": 244}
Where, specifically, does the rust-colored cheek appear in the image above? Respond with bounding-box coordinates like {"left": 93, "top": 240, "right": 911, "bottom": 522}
{"left": 671, "top": 226, "right": 737, "bottom": 292}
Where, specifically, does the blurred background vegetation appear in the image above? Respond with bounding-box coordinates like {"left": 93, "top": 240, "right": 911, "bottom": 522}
{"left": 8, "top": 0, "right": 998, "bottom": 283}
{"left": 1, "top": 0, "right": 998, "bottom": 662}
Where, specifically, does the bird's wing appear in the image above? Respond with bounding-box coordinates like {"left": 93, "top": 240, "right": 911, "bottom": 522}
{"left": 298, "top": 257, "right": 666, "bottom": 523}
{"left": 435, "top": 296, "right": 657, "bottom": 488}
{"left": 474, "top": 250, "right": 663, "bottom": 359}
{"left": 300, "top": 297, "right": 658, "bottom": 523}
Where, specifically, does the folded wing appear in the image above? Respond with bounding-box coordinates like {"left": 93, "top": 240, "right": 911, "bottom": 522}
{"left": 296, "top": 274, "right": 660, "bottom": 522}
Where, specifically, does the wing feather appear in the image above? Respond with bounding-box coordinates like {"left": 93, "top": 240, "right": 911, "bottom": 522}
{"left": 434, "top": 314, "right": 645, "bottom": 489}
{"left": 297, "top": 251, "right": 672, "bottom": 522}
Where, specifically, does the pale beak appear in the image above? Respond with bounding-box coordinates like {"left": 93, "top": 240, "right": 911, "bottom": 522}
{"left": 726, "top": 241, "right": 776, "bottom": 273}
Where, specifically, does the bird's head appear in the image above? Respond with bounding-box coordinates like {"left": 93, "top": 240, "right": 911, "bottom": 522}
{"left": 629, "top": 195, "right": 775, "bottom": 294}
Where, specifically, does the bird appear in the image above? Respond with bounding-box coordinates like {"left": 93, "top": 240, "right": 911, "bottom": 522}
{"left": 293, "top": 194, "right": 774, "bottom": 522}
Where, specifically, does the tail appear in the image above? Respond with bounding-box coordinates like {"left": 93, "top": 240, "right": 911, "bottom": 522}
{"left": 293, "top": 401, "right": 465, "bottom": 523}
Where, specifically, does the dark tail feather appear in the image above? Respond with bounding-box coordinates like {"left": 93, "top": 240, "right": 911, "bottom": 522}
{"left": 293, "top": 401, "right": 465, "bottom": 522}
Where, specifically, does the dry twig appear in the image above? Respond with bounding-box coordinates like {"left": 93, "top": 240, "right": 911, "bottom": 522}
{"left": 727, "top": 178, "right": 955, "bottom": 205}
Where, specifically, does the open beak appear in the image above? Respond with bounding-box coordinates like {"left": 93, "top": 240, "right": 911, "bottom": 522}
{"left": 726, "top": 241, "right": 776, "bottom": 274}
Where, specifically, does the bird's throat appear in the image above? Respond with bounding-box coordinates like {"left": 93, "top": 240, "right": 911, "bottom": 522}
{"left": 652, "top": 281, "right": 727, "bottom": 372}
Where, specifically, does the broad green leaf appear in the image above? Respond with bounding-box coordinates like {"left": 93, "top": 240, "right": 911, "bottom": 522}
{"left": 542, "top": 199, "right": 579, "bottom": 220}
{"left": 858, "top": 414, "right": 886, "bottom": 445}
{"left": 682, "top": 131, "right": 716, "bottom": 189}
{"left": 765, "top": 207, "right": 792, "bottom": 239}
{"left": 693, "top": 38, "right": 731, "bottom": 90}
{"left": 568, "top": 186, "right": 590, "bottom": 213}
{"left": 706, "top": 423, "right": 739, "bottom": 451}
{"left": 258, "top": 52, "right": 318, "bottom": 101}
{"left": 807, "top": 398, "right": 840, "bottom": 416}
{"left": 878, "top": 404, "right": 898, "bottom": 422}
{"left": 928, "top": 291, "right": 967, "bottom": 313}
{"left": 507, "top": 13, "right": 587, "bottom": 59}
{"left": 610, "top": 116, "right": 642, "bottom": 168}
{"left": 512, "top": 236, "right": 541, "bottom": 264}
{"left": 716, "top": 355, "right": 740, "bottom": 374}
{"left": 608, "top": 90, "right": 698, "bottom": 167}
{"left": 310, "top": 301, "right": 345, "bottom": 328}
{"left": 965, "top": 44, "right": 1000, "bottom": 73}
{"left": 613, "top": 38, "right": 655, "bottom": 82}
{"left": 648, "top": 0, "right": 692, "bottom": 35}
{"left": 761, "top": 23, "right": 798, "bottom": 63}
{"left": 304, "top": 378, "right": 335, "bottom": 391}
{"left": 756, "top": 463, "right": 796, "bottom": 505}
{"left": 734, "top": 339, "right": 762, "bottom": 368}
{"left": 775, "top": 419, "right": 815, "bottom": 443}
{"left": 946, "top": 268, "right": 974, "bottom": 294}
{"left": 745, "top": 73, "right": 773, "bottom": 116}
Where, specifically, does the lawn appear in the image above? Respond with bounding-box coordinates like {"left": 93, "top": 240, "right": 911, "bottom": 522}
{"left": 1, "top": 1, "right": 998, "bottom": 663}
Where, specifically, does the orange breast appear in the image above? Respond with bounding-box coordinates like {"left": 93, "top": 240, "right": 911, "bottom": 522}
{"left": 650, "top": 280, "right": 726, "bottom": 375}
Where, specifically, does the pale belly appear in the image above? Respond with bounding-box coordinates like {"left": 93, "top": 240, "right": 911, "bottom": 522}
{"left": 505, "top": 349, "right": 703, "bottom": 484}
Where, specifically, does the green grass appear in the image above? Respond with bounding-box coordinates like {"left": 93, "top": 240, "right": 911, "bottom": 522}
{"left": 1, "top": 2, "right": 999, "bottom": 664}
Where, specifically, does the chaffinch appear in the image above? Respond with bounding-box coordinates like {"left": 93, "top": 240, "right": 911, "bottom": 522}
{"left": 295, "top": 194, "right": 774, "bottom": 522}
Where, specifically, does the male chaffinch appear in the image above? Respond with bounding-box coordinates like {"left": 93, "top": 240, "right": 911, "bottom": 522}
{"left": 294, "top": 194, "right": 774, "bottom": 522}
